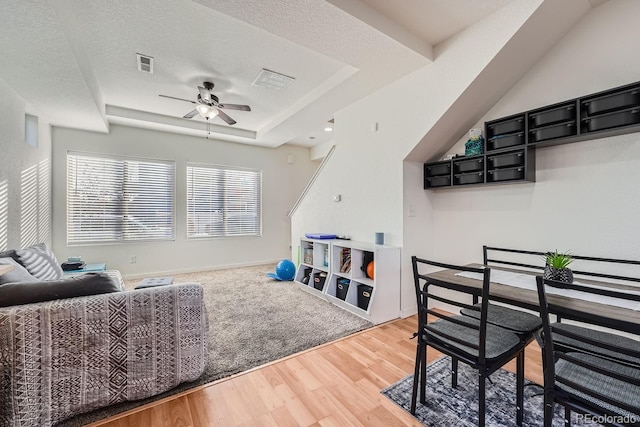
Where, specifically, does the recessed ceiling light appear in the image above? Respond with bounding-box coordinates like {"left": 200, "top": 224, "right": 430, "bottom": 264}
{"left": 324, "top": 127, "right": 333, "bottom": 132}
{"left": 252, "top": 69, "right": 295, "bottom": 90}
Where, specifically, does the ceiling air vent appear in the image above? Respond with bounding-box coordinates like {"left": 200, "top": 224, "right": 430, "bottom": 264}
{"left": 136, "top": 53, "right": 154, "bottom": 73}
{"left": 252, "top": 69, "right": 294, "bottom": 90}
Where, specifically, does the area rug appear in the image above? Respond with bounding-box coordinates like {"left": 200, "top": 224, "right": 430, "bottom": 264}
{"left": 382, "top": 356, "right": 597, "bottom": 426}
{"left": 57, "top": 264, "right": 372, "bottom": 426}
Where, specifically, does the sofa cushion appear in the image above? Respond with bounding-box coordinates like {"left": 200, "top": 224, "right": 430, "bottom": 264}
{"left": 0, "top": 272, "right": 121, "bottom": 307}
{"left": 15, "top": 243, "right": 64, "bottom": 280}
{"left": 0, "top": 257, "right": 38, "bottom": 285}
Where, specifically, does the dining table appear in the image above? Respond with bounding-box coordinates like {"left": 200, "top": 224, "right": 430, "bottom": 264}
{"left": 423, "top": 263, "right": 640, "bottom": 333}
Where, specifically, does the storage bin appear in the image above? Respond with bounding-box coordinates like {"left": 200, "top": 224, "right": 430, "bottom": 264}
{"left": 487, "top": 116, "right": 524, "bottom": 136}
{"left": 301, "top": 267, "right": 312, "bottom": 285}
{"left": 487, "top": 167, "right": 524, "bottom": 182}
{"left": 583, "top": 88, "right": 640, "bottom": 116}
{"left": 530, "top": 121, "right": 576, "bottom": 143}
{"left": 425, "top": 175, "right": 451, "bottom": 188}
{"left": 424, "top": 162, "right": 451, "bottom": 177}
{"left": 454, "top": 157, "right": 483, "bottom": 173}
{"left": 487, "top": 132, "right": 524, "bottom": 151}
{"left": 584, "top": 108, "right": 640, "bottom": 132}
{"left": 529, "top": 104, "right": 575, "bottom": 127}
{"left": 313, "top": 272, "right": 327, "bottom": 291}
{"left": 487, "top": 151, "right": 524, "bottom": 169}
{"left": 336, "top": 279, "right": 350, "bottom": 300}
{"left": 357, "top": 284, "right": 373, "bottom": 310}
{"left": 454, "top": 172, "right": 484, "bottom": 186}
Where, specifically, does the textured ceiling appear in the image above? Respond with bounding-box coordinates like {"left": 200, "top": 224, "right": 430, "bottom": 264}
{"left": 0, "top": 0, "right": 520, "bottom": 147}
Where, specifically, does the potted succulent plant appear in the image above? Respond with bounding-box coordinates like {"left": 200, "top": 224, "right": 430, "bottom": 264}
{"left": 543, "top": 250, "right": 574, "bottom": 283}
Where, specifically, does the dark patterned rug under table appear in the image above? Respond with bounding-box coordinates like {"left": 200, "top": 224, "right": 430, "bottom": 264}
{"left": 382, "top": 356, "right": 597, "bottom": 426}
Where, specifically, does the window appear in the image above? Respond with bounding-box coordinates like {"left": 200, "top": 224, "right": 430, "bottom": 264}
{"left": 67, "top": 152, "right": 175, "bottom": 244}
{"left": 25, "top": 114, "right": 38, "bottom": 148}
{"left": 187, "top": 163, "right": 261, "bottom": 238}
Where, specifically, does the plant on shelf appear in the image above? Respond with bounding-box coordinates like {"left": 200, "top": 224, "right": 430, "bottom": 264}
{"left": 543, "top": 250, "right": 574, "bottom": 283}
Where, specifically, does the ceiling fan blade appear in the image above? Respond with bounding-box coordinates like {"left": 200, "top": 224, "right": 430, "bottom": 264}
{"left": 218, "top": 103, "right": 251, "bottom": 111}
{"left": 159, "top": 94, "right": 196, "bottom": 104}
{"left": 183, "top": 109, "right": 199, "bottom": 119}
{"left": 198, "top": 86, "right": 211, "bottom": 102}
{"left": 216, "top": 109, "right": 237, "bottom": 125}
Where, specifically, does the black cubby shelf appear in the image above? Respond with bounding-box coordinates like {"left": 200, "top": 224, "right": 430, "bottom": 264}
{"left": 424, "top": 79, "right": 640, "bottom": 190}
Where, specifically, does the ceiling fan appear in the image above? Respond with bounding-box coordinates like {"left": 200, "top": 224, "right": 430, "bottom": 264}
{"left": 159, "top": 81, "right": 251, "bottom": 125}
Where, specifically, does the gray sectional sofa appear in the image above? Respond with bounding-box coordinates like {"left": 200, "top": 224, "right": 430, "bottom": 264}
{"left": 0, "top": 244, "right": 208, "bottom": 426}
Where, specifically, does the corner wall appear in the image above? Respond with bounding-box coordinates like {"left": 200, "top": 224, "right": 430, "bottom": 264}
{"left": 51, "top": 124, "right": 317, "bottom": 276}
{"left": 404, "top": 0, "right": 640, "bottom": 313}
{"left": 0, "top": 78, "right": 52, "bottom": 251}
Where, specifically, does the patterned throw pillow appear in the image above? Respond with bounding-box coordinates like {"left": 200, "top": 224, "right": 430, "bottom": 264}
{"left": 14, "top": 243, "right": 64, "bottom": 280}
{"left": 0, "top": 258, "right": 38, "bottom": 285}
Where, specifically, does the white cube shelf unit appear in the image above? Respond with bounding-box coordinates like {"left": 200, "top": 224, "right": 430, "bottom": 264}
{"left": 294, "top": 238, "right": 332, "bottom": 297}
{"left": 326, "top": 240, "right": 400, "bottom": 324}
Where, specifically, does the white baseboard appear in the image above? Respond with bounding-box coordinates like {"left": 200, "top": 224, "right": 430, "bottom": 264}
{"left": 122, "top": 259, "right": 280, "bottom": 280}
{"left": 400, "top": 307, "right": 417, "bottom": 318}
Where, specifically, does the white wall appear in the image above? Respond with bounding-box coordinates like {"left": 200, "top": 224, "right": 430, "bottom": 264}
{"left": 404, "top": 0, "right": 640, "bottom": 312}
{"left": 290, "top": 0, "right": 584, "bottom": 316}
{"left": 52, "top": 124, "right": 317, "bottom": 277}
{"left": 0, "top": 78, "right": 52, "bottom": 251}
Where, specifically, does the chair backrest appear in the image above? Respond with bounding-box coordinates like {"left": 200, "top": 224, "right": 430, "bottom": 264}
{"left": 535, "top": 275, "right": 640, "bottom": 418}
{"left": 412, "top": 256, "right": 491, "bottom": 365}
{"left": 483, "top": 245, "right": 640, "bottom": 284}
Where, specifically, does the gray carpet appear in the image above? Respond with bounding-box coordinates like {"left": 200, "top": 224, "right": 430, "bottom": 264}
{"left": 57, "top": 264, "right": 372, "bottom": 426}
{"left": 382, "top": 356, "right": 596, "bottom": 426}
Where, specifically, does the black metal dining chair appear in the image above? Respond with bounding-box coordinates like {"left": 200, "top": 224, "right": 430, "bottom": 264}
{"left": 535, "top": 275, "right": 640, "bottom": 427}
{"left": 411, "top": 257, "right": 530, "bottom": 426}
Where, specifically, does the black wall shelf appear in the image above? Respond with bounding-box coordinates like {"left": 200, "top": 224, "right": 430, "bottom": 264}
{"left": 424, "top": 80, "right": 640, "bottom": 190}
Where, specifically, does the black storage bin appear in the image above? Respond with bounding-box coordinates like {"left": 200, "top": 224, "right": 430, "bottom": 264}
{"left": 336, "top": 279, "right": 350, "bottom": 301}
{"left": 583, "top": 88, "right": 640, "bottom": 116}
{"left": 425, "top": 175, "right": 451, "bottom": 188}
{"left": 487, "top": 116, "right": 524, "bottom": 136}
{"left": 424, "top": 162, "right": 451, "bottom": 177}
{"left": 530, "top": 121, "right": 576, "bottom": 143}
{"left": 584, "top": 108, "right": 640, "bottom": 132}
{"left": 313, "top": 272, "right": 327, "bottom": 291}
{"left": 487, "top": 132, "right": 524, "bottom": 151}
{"left": 454, "top": 172, "right": 483, "bottom": 186}
{"left": 301, "top": 267, "right": 312, "bottom": 285}
{"left": 529, "top": 104, "right": 575, "bottom": 127}
{"left": 487, "top": 167, "right": 524, "bottom": 182}
{"left": 357, "top": 284, "right": 373, "bottom": 310}
{"left": 487, "top": 151, "right": 524, "bottom": 169}
{"left": 454, "top": 157, "right": 483, "bottom": 173}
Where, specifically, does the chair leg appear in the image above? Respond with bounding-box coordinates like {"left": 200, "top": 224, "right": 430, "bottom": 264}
{"left": 543, "top": 392, "right": 554, "bottom": 427}
{"left": 564, "top": 405, "right": 571, "bottom": 427}
{"left": 478, "top": 374, "right": 486, "bottom": 427}
{"left": 410, "top": 343, "right": 423, "bottom": 414}
{"left": 451, "top": 357, "right": 459, "bottom": 388}
{"left": 516, "top": 351, "right": 524, "bottom": 426}
{"left": 419, "top": 344, "right": 427, "bottom": 404}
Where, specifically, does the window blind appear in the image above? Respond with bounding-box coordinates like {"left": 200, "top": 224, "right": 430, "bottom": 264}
{"left": 186, "top": 164, "right": 261, "bottom": 238}
{"left": 67, "top": 152, "right": 175, "bottom": 244}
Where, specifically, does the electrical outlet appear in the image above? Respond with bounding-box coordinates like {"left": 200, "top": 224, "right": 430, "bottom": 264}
{"left": 130, "top": 255, "right": 136, "bottom": 264}
{"left": 408, "top": 206, "right": 416, "bottom": 217}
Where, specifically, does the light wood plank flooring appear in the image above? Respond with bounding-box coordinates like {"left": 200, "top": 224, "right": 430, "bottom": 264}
{"left": 90, "top": 315, "right": 543, "bottom": 427}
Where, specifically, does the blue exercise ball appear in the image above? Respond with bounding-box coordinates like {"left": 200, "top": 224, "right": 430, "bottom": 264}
{"left": 275, "top": 259, "right": 296, "bottom": 281}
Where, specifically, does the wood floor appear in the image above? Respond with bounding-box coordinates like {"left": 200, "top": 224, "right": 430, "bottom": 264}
{"left": 90, "top": 315, "right": 543, "bottom": 427}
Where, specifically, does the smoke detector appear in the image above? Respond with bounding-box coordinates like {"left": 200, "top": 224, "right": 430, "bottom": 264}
{"left": 136, "top": 53, "right": 154, "bottom": 73}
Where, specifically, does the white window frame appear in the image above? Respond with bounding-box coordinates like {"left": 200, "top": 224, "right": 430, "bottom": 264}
{"left": 186, "top": 163, "right": 262, "bottom": 239}
{"left": 66, "top": 151, "right": 176, "bottom": 245}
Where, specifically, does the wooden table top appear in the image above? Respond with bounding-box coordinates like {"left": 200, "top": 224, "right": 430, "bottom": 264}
{"left": 423, "top": 263, "right": 640, "bottom": 328}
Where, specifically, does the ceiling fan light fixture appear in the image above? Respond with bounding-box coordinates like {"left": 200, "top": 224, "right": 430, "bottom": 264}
{"left": 196, "top": 104, "right": 219, "bottom": 119}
